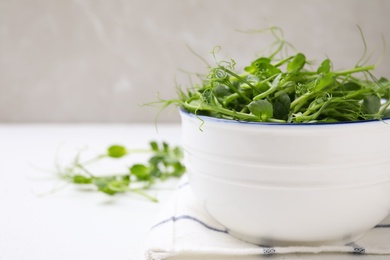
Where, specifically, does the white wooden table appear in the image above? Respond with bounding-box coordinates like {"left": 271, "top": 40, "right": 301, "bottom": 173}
{"left": 0, "top": 124, "right": 387, "bottom": 260}
{"left": 0, "top": 124, "right": 182, "bottom": 260}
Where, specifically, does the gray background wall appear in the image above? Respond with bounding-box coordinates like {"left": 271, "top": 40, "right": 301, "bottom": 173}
{"left": 1, "top": 0, "right": 389, "bottom": 123}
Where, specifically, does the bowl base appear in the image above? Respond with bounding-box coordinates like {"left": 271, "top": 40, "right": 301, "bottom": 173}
{"left": 229, "top": 230, "right": 366, "bottom": 247}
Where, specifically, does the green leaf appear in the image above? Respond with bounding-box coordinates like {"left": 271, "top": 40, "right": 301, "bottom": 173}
{"left": 378, "top": 77, "right": 390, "bottom": 86}
{"left": 317, "top": 59, "right": 331, "bottom": 74}
{"left": 246, "top": 74, "right": 260, "bottom": 85}
{"left": 213, "top": 84, "right": 232, "bottom": 98}
{"left": 108, "top": 180, "right": 129, "bottom": 192}
{"left": 98, "top": 187, "right": 117, "bottom": 195}
{"left": 314, "top": 73, "right": 335, "bottom": 91}
{"left": 271, "top": 73, "right": 282, "bottom": 89}
{"left": 246, "top": 57, "right": 281, "bottom": 78}
{"left": 244, "top": 57, "right": 271, "bottom": 74}
{"left": 248, "top": 100, "right": 273, "bottom": 121}
{"left": 72, "top": 175, "right": 92, "bottom": 184}
{"left": 130, "top": 164, "right": 151, "bottom": 181}
{"left": 163, "top": 142, "right": 169, "bottom": 152}
{"left": 186, "top": 99, "right": 203, "bottom": 111}
{"left": 122, "top": 175, "right": 130, "bottom": 182}
{"left": 107, "top": 145, "right": 127, "bottom": 158}
{"left": 363, "top": 95, "right": 381, "bottom": 114}
{"left": 150, "top": 141, "right": 159, "bottom": 151}
{"left": 273, "top": 93, "right": 291, "bottom": 120}
{"left": 254, "top": 81, "right": 270, "bottom": 94}
{"left": 342, "top": 82, "right": 361, "bottom": 91}
{"left": 93, "top": 177, "right": 117, "bottom": 195}
{"left": 173, "top": 146, "right": 183, "bottom": 157}
{"left": 287, "top": 53, "right": 306, "bottom": 73}
{"left": 171, "top": 162, "right": 186, "bottom": 177}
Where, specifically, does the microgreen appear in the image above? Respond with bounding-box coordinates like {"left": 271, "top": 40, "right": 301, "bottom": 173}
{"left": 57, "top": 141, "right": 185, "bottom": 202}
{"left": 107, "top": 145, "right": 127, "bottom": 158}
{"left": 157, "top": 28, "right": 390, "bottom": 123}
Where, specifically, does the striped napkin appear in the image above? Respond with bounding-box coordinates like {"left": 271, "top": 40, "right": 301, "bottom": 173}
{"left": 145, "top": 175, "right": 390, "bottom": 260}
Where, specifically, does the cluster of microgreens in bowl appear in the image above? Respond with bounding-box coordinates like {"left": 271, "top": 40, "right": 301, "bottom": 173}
{"left": 161, "top": 27, "right": 390, "bottom": 124}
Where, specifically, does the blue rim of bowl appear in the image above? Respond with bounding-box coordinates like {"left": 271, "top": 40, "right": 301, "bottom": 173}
{"left": 179, "top": 107, "right": 390, "bottom": 126}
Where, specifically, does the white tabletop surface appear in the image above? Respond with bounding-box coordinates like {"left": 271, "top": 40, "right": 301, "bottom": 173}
{"left": 0, "top": 124, "right": 183, "bottom": 260}
{"left": 0, "top": 124, "right": 388, "bottom": 260}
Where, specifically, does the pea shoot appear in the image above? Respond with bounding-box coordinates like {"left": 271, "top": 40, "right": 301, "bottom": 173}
{"left": 57, "top": 141, "right": 186, "bottom": 202}
{"left": 160, "top": 27, "right": 390, "bottom": 123}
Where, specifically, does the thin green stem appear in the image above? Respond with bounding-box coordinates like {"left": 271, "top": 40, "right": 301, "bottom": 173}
{"left": 267, "top": 118, "right": 287, "bottom": 123}
{"left": 82, "top": 154, "right": 107, "bottom": 165}
{"left": 334, "top": 65, "right": 375, "bottom": 76}
{"left": 273, "top": 55, "right": 294, "bottom": 67}
{"left": 131, "top": 189, "right": 158, "bottom": 203}
{"left": 290, "top": 93, "right": 310, "bottom": 112}
{"left": 219, "top": 67, "right": 256, "bottom": 90}
{"left": 253, "top": 74, "right": 282, "bottom": 101}
{"left": 183, "top": 101, "right": 285, "bottom": 123}
{"left": 224, "top": 81, "right": 252, "bottom": 102}
{"left": 301, "top": 65, "right": 375, "bottom": 77}
{"left": 224, "top": 93, "right": 240, "bottom": 106}
{"left": 127, "top": 149, "right": 151, "bottom": 154}
{"left": 75, "top": 163, "right": 95, "bottom": 178}
{"left": 184, "top": 101, "right": 259, "bottom": 121}
{"left": 269, "top": 40, "right": 285, "bottom": 59}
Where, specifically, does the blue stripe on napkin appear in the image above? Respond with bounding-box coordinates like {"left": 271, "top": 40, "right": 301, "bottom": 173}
{"left": 151, "top": 215, "right": 229, "bottom": 234}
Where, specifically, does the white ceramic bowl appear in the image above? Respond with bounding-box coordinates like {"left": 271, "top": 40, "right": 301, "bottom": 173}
{"left": 180, "top": 109, "right": 390, "bottom": 246}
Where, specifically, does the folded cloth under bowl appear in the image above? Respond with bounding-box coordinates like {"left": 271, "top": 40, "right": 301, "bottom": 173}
{"left": 145, "top": 175, "right": 390, "bottom": 260}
